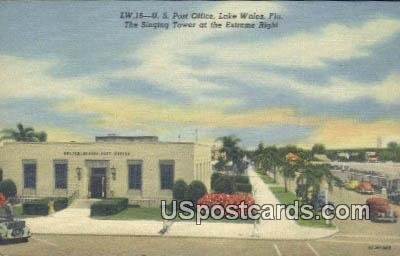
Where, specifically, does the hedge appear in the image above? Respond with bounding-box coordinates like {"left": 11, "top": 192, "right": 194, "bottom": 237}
{"left": 234, "top": 175, "right": 250, "bottom": 184}
{"left": 211, "top": 172, "right": 223, "bottom": 190}
{"left": 90, "top": 198, "right": 128, "bottom": 216}
{"left": 23, "top": 199, "right": 49, "bottom": 215}
{"left": 22, "top": 197, "right": 70, "bottom": 215}
{"left": 213, "top": 176, "right": 235, "bottom": 194}
{"left": 235, "top": 183, "right": 252, "bottom": 193}
{"left": 51, "top": 197, "right": 69, "bottom": 211}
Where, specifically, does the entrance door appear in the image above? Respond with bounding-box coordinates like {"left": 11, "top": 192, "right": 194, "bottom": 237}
{"left": 90, "top": 168, "right": 106, "bottom": 198}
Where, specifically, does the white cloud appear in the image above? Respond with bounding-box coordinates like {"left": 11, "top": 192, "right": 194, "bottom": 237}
{"left": 216, "top": 18, "right": 400, "bottom": 68}
{"left": 0, "top": 55, "right": 99, "bottom": 99}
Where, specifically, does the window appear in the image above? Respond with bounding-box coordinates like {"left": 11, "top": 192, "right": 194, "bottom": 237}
{"left": 54, "top": 161, "right": 68, "bottom": 189}
{"left": 23, "top": 161, "right": 36, "bottom": 189}
{"left": 0, "top": 168, "right": 3, "bottom": 182}
{"left": 128, "top": 162, "right": 142, "bottom": 190}
{"left": 160, "top": 160, "right": 174, "bottom": 190}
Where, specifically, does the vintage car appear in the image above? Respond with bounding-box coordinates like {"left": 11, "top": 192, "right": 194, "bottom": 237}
{"left": 0, "top": 203, "right": 31, "bottom": 242}
{"left": 388, "top": 192, "right": 400, "bottom": 205}
{"left": 366, "top": 197, "right": 398, "bottom": 223}
{"left": 345, "top": 179, "right": 359, "bottom": 190}
{"left": 356, "top": 181, "right": 374, "bottom": 194}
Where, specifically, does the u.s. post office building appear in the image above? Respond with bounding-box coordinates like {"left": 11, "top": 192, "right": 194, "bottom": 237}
{"left": 0, "top": 136, "right": 212, "bottom": 206}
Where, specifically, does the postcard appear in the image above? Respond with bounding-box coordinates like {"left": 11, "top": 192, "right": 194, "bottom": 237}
{"left": 0, "top": 1, "right": 399, "bottom": 255}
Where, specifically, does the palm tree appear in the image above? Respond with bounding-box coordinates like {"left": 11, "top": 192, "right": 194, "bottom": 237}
{"left": 216, "top": 135, "right": 244, "bottom": 173}
{"left": 280, "top": 162, "right": 297, "bottom": 192}
{"left": 0, "top": 123, "right": 47, "bottom": 142}
{"left": 296, "top": 164, "right": 333, "bottom": 204}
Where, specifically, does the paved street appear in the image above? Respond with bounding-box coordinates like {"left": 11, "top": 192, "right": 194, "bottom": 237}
{"left": 0, "top": 234, "right": 399, "bottom": 256}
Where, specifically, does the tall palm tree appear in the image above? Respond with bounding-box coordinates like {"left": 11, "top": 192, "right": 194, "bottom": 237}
{"left": 296, "top": 164, "right": 333, "bottom": 204}
{"left": 0, "top": 123, "right": 47, "bottom": 142}
{"left": 280, "top": 162, "right": 297, "bottom": 192}
{"left": 216, "top": 135, "right": 244, "bottom": 173}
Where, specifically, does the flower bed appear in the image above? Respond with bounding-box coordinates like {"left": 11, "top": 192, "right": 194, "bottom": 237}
{"left": 197, "top": 193, "right": 255, "bottom": 217}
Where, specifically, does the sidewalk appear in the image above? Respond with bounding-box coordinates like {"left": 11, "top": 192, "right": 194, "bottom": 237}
{"left": 247, "top": 166, "right": 338, "bottom": 239}
{"left": 25, "top": 167, "right": 337, "bottom": 239}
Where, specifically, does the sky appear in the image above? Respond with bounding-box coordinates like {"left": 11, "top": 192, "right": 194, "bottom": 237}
{"left": 1, "top": 1, "right": 400, "bottom": 149}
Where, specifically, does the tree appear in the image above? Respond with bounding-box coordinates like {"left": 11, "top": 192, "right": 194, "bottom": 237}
{"left": 173, "top": 179, "right": 188, "bottom": 201}
{"left": 296, "top": 164, "right": 333, "bottom": 205}
{"left": 0, "top": 123, "right": 47, "bottom": 142}
{"left": 388, "top": 141, "right": 398, "bottom": 151}
{"left": 280, "top": 163, "right": 297, "bottom": 193}
{"left": 185, "top": 180, "right": 207, "bottom": 203}
{"left": 216, "top": 135, "right": 245, "bottom": 173}
{"left": 311, "top": 144, "right": 326, "bottom": 155}
{"left": 0, "top": 179, "right": 17, "bottom": 199}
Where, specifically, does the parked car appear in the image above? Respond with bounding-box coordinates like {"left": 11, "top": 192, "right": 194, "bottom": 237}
{"left": 388, "top": 192, "right": 400, "bottom": 205}
{"left": 366, "top": 197, "right": 398, "bottom": 223}
{"left": 345, "top": 179, "right": 359, "bottom": 190}
{"left": 357, "top": 181, "right": 374, "bottom": 194}
{"left": 0, "top": 203, "right": 31, "bottom": 242}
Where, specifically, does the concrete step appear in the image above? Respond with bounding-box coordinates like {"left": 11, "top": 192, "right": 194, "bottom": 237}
{"left": 70, "top": 199, "right": 101, "bottom": 209}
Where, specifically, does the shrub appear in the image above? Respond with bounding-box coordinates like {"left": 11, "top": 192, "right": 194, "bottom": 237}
{"left": 90, "top": 198, "right": 128, "bottom": 216}
{"left": 23, "top": 199, "right": 49, "bottom": 215}
{"left": 52, "top": 197, "right": 69, "bottom": 211}
{"left": 173, "top": 179, "right": 188, "bottom": 201}
{"left": 185, "top": 180, "right": 207, "bottom": 203}
{"left": 234, "top": 175, "right": 250, "bottom": 184}
{"left": 0, "top": 179, "right": 17, "bottom": 199}
{"left": 235, "top": 183, "right": 252, "bottom": 193}
{"left": 211, "top": 172, "right": 223, "bottom": 190}
{"left": 213, "top": 176, "right": 235, "bottom": 194}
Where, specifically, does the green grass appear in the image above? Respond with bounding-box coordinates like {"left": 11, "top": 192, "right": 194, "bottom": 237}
{"left": 256, "top": 170, "right": 276, "bottom": 184}
{"left": 93, "top": 206, "right": 163, "bottom": 221}
{"left": 268, "top": 186, "right": 335, "bottom": 229}
{"left": 92, "top": 206, "right": 254, "bottom": 223}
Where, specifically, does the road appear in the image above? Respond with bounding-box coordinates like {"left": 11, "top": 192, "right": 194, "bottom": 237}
{"left": 0, "top": 234, "right": 399, "bottom": 256}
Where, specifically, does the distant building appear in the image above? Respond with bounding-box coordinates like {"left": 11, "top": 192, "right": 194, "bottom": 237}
{"left": 286, "top": 153, "right": 301, "bottom": 164}
{"left": 313, "top": 154, "right": 331, "bottom": 163}
{"left": 365, "top": 152, "right": 378, "bottom": 162}
{"left": 0, "top": 136, "right": 211, "bottom": 207}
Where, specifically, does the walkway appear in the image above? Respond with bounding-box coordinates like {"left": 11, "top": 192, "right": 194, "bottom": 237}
{"left": 247, "top": 166, "right": 337, "bottom": 239}
{"left": 25, "top": 167, "right": 337, "bottom": 239}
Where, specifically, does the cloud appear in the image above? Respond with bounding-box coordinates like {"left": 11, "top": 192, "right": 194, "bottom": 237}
{"left": 0, "top": 55, "right": 99, "bottom": 99}
{"left": 35, "top": 126, "right": 90, "bottom": 142}
{"left": 301, "top": 119, "right": 400, "bottom": 149}
{"left": 56, "top": 95, "right": 318, "bottom": 132}
{"left": 220, "top": 18, "right": 400, "bottom": 68}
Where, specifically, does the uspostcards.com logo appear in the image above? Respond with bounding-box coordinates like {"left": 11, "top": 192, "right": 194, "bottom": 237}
{"left": 160, "top": 200, "right": 370, "bottom": 225}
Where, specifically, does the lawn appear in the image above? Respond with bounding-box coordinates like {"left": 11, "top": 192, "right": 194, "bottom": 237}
{"left": 268, "top": 186, "right": 335, "bottom": 229}
{"left": 92, "top": 206, "right": 254, "bottom": 223}
{"left": 256, "top": 170, "right": 276, "bottom": 184}
{"left": 93, "top": 206, "right": 163, "bottom": 221}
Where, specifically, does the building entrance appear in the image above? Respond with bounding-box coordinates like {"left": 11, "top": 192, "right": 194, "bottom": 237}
{"left": 90, "top": 168, "right": 107, "bottom": 198}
